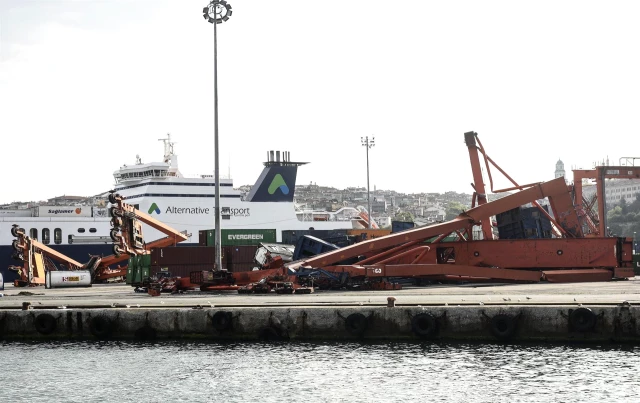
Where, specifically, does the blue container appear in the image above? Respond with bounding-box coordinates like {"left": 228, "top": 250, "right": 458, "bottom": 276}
{"left": 496, "top": 206, "right": 552, "bottom": 239}
{"left": 282, "top": 229, "right": 349, "bottom": 246}
{"left": 392, "top": 221, "right": 415, "bottom": 233}
{"left": 293, "top": 236, "right": 340, "bottom": 261}
{"left": 293, "top": 235, "right": 359, "bottom": 265}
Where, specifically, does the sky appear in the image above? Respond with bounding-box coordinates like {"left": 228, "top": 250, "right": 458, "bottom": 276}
{"left": 1, "top": 0, "right": 639, "bottom": 204}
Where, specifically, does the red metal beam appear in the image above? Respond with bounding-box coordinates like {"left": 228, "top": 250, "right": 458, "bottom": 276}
{"left": 465, "top": 132, "right": 494, "bottom": 240}
{"left": 325, "top": 264, "right": 543, "bottom": 282}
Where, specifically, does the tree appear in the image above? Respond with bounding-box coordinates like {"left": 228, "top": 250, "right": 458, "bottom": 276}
{"left": 445, "top": 202, "right": 466, "bottom": 221}
{"left": 619, "top": 198, "right": 628, "bottom": 215}
{"left": 394, "top": 211, "right": 414, "bottom": 222}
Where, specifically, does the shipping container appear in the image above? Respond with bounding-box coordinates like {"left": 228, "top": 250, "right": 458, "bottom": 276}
{"left": 151, "top": 246, "right": 219, "bottom": 266}
{"left": 633, "top": 253, "right": 640, "bottom": 275}
{"left": 293, "top": 235, "right": 340, "bottom": 261}
{"left": 150, "top": 264, "right": 214, "bottom": 279}
{"left": 346, "top": 229, "right": 391, "bottom": 240}
{"left": 36, "top": 206, "right": 92, "bottom": 217}
{"left": 127, "top": 255, "right": 151, "bottom": 286}
{"left": 254, "top": 243, "right": 295, "bottom": 266}
{"left": 199, "top": 231, "right": 207, "bottom": 246}
{"left": 228, "top": 262, "right": 259, "bottom": 272}
{"left": 45, "top": 270, "right": 92, "bottom": 289}
{"left": 201, "top": 229, "right": 277, "bottom": 246}
{"left": 224, "top": 245, "right": 260, "bottom": 265}
{"left": 281, "top": 229, "right": 349, "bottom": 245}
{"left": 392, "top": 221, "right": 415, "bottom": 233}
{"left": 496, "top": 206, "right": 552, "bottom": 239}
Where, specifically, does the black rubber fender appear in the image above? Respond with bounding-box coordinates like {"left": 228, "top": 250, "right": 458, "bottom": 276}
{"left": 569, "top": 307, "right": 596, "bottom": 332}
{"left": 345, "top": 313, "right": 368, "bottom": 336}
{"left": 35, "top": 313, "right": 57, "bottom": 335}
{"left": 11, "top": 225, "right": 20, "bottom": 238}
{"left": 490, "top": 314, "right": 518, "bottom": 341}
{"left": 89, "top": 316, "right": 113, "bottom": 339}
{"left": 211, "top": 311, "right": 232, "bottom": 331}
{"left": 109, "top": 228, "right": 120, "bottom": 242}
{"left": 108, "top": 193, "right": 119, "bottom": 204}
{"left": 134, "top": 326, "right": 157, "bottom": 340}
{"left": 411, "top": 313, "right": 438, "bottom": 338}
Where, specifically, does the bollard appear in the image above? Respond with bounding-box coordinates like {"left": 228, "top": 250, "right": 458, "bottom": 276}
{"left": 387, "top": 296, "right": 396, "bottom": 308}
{"left": 22, "top": 301, "right": 32, "bottom": 310}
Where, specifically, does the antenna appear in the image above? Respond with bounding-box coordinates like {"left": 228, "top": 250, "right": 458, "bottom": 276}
{"left": 158, "top": 133, "right": 176, "bottom": 163}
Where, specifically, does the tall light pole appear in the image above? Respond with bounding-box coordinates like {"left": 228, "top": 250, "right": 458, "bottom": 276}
{"left": 203, "top": 1, "right": 232, "bottom": 271}
{"left": 361, "top": 136, "right": 375, "bottom": 229}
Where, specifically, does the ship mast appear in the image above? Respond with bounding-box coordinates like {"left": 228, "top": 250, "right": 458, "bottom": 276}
{"left": 159, "top": 133, "right": 175, "bottom": 164}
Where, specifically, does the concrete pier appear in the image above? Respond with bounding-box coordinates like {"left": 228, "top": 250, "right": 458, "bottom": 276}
{"left": 1, "top": 281, "right": 639, "bottom": 342}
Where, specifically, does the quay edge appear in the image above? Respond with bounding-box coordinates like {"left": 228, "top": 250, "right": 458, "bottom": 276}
{"left": 1, "top": 305, "right": 639, "bottom": 343}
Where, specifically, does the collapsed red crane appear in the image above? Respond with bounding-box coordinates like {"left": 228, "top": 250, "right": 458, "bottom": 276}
{"left": 279, "top": 132, "right": 635, "bottom": 288}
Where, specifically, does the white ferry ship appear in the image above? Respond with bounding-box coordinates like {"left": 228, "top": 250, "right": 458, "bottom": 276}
{"left": 1, "top": 135, "right": 367, "bottom": 281}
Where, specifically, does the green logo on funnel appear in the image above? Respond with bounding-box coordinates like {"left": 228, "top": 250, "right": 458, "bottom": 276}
{"left": 268, "top": 174, "right": 289, "bottom": 195}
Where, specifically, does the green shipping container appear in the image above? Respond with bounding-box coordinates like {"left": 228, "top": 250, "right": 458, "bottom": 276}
{"left": 633, "top": 254, "right": 640, "bottom": 276}
{"left": 128, "top": 254, "right": 151, "bottom": 286}
{"left": 205, "top": 229, "right": 277, "bottom": 246}
{"left": 125, "top": 256, "right": 136, "bottom": 285}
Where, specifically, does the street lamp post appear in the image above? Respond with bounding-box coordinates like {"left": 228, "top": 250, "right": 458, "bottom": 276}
{"left": 203, "top": 1, "right": 232, "bottom": 271}
{"left": 361, "top": 136, "right": 375, "bottom": 229}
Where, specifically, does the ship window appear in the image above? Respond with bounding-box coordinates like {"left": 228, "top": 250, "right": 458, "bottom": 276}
{"left": 29, "top": 228, "right": 38, "bottom": 240}
{"left": 42, "top": 228, "right": 50, "bottom": 245}
{"left": 54, "top": 228, "right": 62, "bottom": 244}
{"left": 89, "top": 228, "right": 97, "bottom": 233}
{"left": 68, "top": 235, "right": 73, "bottom": 244}
{"left": 78, "top": 228, "right": 86, "bottom": 233}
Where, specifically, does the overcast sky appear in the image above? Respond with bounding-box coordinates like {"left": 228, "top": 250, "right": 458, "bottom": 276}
{"left": 1, "top": 0, "right": 639, "bottom": 204}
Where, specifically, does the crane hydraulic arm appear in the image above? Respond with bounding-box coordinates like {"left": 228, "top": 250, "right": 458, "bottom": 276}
{"left": 10, "top": 225, "right": 84, "bottom": 286}
{"left": 108, "top": 192, "right": 189, "bottom": 257}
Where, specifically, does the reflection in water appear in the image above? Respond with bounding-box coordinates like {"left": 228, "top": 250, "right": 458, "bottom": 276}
{"left": 2, "top": 341, "right": 639, "bottom": 403}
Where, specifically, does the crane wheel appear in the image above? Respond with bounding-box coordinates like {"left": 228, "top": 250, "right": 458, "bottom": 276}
{"left": 211, "top": 311, "right": 233, "bottom": 331}
{"left": 569, "top": 307, "right": 596, "bottom": 332}
{"left": 90, "top": 316, "right": 113, "bottom": 339}
{"left": 11, "top": 252, "right": 24, "bottom": 261}
{"left": 344, "top": 313, "right": 368, "bottom": 336}
{"left": 411, "top": 313, "right": 438, "bottom": 339}
{"left": 12, "top": 239, "right": 21, "bottom": 252}
{"left": 108, "top": 193, "right": 118, "bottom": 204}
{"left": 110, "top": 229, "right": 120, "bottom": 242}
{"left": 35, "top": 314, "right": 57, "bottom": 335}
{"left": 489, "top": 314, "right": 518, "bottom": 341}
{"left": 11, "top": 225, "right": 19, "bottom": 237}
{"left": 110, "top": 206, "right": 123, "bottom": 217}
{"left": 112, "top": 245, "right": 123, "bottom": 257}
